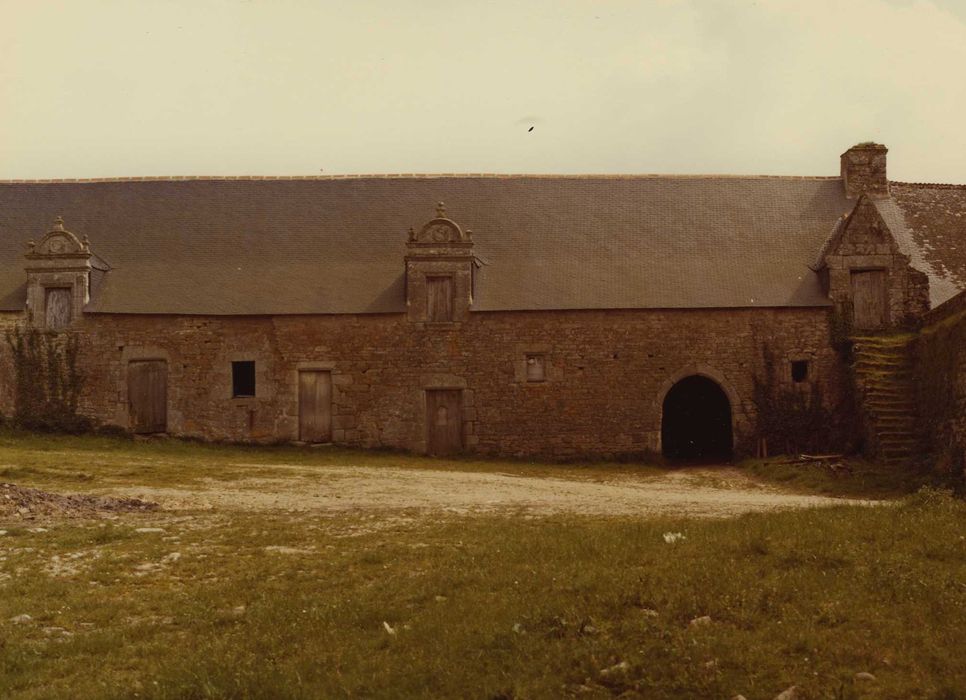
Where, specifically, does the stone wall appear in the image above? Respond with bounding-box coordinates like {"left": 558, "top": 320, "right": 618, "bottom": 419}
{"left": 823, "top": 196, "right": 929, "bottom": 331}
{"left": 0, "top": 312, "right": 24, "bottom": 413}
{"left": 841, "top": 143, "right": 889, "bottom": 200}
{"left": 0, "top": 306, "right": 848, "bottom": 459}
{"left": 915, "top": 290, "right": 966, "bottom": 471}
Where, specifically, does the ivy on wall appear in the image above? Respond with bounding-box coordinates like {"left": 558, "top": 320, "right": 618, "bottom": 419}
{"left": 751, "top": 344, "right": 856, "bottom": 456}
{"left": 5, "top": 328, "right": 91, "bottom": 433}
{"left": 917, "top": 309, "right": 966, "bottom": 480}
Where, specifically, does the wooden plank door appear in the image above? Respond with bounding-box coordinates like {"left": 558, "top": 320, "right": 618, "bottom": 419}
{"left": 128, "top": 360, "right": 167, "bottom": 434}
{"left": 851, "top": 270, "right": 888, "bottom": 330}
{"left": 426, "top": 389, "right": 462, "bottom": 456}
{"left": 299, "top": 370, "right": 332, "bottom": 442}
{"left": 44, "top": 288, "right": 73, "bottom": 330}
{"left": 426, "top": 276, "right": 454, "bottom": 322}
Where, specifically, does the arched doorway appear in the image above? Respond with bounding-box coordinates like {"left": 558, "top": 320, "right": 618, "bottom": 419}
{"left": 661, "top": 375, "right": 733, "bottom": 461}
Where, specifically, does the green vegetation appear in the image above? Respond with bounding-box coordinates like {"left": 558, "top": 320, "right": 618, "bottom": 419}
{"left": 4, "top": 328, "right": 90, "bottom": 433}
{"left": 0, "top": 428, "right": 669, "bottom": 493}
{"left": 1, "top": 432, "right": 962, "bottom": 698}
{"left": 918, "top": 307, "right": 966, "bottom": 480}
{"left": 1, "top": 493, "right": 964, "bottom": 699}
{"left": 743, "top": 456, "right": 949, "bottom": 499}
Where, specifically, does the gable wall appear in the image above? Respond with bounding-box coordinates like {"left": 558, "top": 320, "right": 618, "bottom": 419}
{"left": 0, "top": 307, "right": 848, "bottom": 459}
{"left": 824, "top": 199, "right": 929, "bottom": 330}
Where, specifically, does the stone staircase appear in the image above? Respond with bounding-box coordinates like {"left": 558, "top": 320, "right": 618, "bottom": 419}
{"left": 851, "top": 334, "right": 919, "bottom": 464}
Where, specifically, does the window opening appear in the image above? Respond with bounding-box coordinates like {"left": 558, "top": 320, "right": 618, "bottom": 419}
{"left": 232, "top": 361, "right": 256, "bottom": 397}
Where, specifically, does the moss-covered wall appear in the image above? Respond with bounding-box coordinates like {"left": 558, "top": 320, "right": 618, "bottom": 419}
{"left": 916, "top": 291, "right": 966, "bottom": 473}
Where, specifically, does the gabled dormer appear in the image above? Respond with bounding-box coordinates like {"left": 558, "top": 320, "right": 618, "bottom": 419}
{"left": 24, "top": 217, "right": 93, "bottom": 330}
{"left": 404, "top": 202, "right": 475, "bottom": 324}
{"left": 814, "top": 195, "right": 928, "bottom": 331}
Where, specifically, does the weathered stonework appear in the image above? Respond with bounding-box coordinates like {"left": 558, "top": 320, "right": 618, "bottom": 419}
{"left": 0, "top": 142, "right": 960, "bottom": 463}
{"left": 23, "top": 218, "right": 92, "bottom": 329}
{"left": 841, "top": 143, "right": 889, "bottom": 200}
{"left": 915, "top": 290, "right": 966, "bottom": 471}
{"left": 820, "top": 196, "right": 929, "bottom": 331}
{"left": 0, "top": 306, "right": 846, "bottom": 459}
{"left": 405, "top": 202, "right": 475, "bottom": 325}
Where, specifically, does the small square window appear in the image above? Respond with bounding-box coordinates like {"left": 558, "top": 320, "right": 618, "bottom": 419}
{"left": 791, "top": 360, "right": 809, "bottom": 383}
{"left": 232, "top": 361, "right": 256, "bottom": 397}
{"left": 526, "top": 354, "right": 546, "bottom": 382}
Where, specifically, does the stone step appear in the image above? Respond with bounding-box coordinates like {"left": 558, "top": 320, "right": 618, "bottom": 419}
{"left": 851, "top": 334, "right": 917, "bottom": 345}
{"left": 873, "top": 422, "right": 917, "bottom": 431}
{"left": 880, "top": 435, "right": 920, "bottom": 444}
{"left": 866, "top": 407, "right": 915, "bottom": 416}
{"left": 880, "top": 441, "right": 919, "bottom": 451}
{"left": 853, "top": 363, "right": 913, "bottom": 374}
{"left": 862, "top": 385, "right": 914, "bottom": 394}
{"left": 853, "top": 352, "right": 912, "bottom": 363}
{"left": 864, "top": 395, "right": 915, "bottom": 403}
{"left": 861, "top": 388, "right": 914, "bottom": 397}
{"left": 854, "top": 372, "right": 914, "bottom": 382}
{"left": 879, "top": 448, "right": 919, "bottom": 460}
{"left": 879, "top": 443, "right": 919, "bottom": 453}
{"left": 864, "top": 393, "right": 916, "bottom": 413}
{"left": 870, "top": 422, "right": 916, "bottom": 429}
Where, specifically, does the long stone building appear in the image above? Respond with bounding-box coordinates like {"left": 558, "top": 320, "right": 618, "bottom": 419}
{"left": 0, "top": 143, "right": 964, "bottom": 465}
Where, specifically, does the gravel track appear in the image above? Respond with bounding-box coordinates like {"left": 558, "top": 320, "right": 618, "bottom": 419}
{"left": 108, "top": 465, "right": 874, "bottom": 518}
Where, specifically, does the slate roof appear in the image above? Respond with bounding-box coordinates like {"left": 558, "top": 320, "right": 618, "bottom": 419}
{"left": 0, "top": 174, "right": 957, "bottom": 315}
{"left": 890, "top": 182, "right": 966, "bottom": 307}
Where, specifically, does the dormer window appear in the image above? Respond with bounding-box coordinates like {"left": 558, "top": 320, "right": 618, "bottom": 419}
{"left": 44, "top": 287, "right": 72, "bottom": 330}
{"left": 405, "top": 203, "right": 474, "bottom": 324}
{"left": 25, "top": 217, "right": 94, "bottom": 331}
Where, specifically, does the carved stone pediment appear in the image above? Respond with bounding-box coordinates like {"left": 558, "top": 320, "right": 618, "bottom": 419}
{"left": 26, "top": 217, "right": 91, "bottom": 259}
{"left": 407, "top": 202, "right": 473, "bottom": 248}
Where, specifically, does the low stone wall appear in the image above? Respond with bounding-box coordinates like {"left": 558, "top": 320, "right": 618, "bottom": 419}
{"left": 915, "top": 290, "right": 966, "bottom": 472}
{"left": 0, "top": 306, "right": 848, "bottom": 459}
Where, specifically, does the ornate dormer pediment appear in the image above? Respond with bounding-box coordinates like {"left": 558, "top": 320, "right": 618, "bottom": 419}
{"left": 26, "top": 217, "right": 91, "bottom": 260}
{"left": 407, "top": 202, "right": 473, "bottom": 251}
{"left": 404, "top": 202, "right": 477, "bottom": 323}
{"left": 23, "top": 216, "right": 96, "bottom": 329}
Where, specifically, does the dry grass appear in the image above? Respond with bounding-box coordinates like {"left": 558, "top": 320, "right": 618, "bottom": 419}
{"left": 0, "top": 431, "right": 963, "bottom": 698}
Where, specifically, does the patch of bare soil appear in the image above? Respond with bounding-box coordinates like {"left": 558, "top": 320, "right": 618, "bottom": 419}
{"left": 0, "top": 482, "right": 158, "bottom": 520}
{"left": 106, "top": 466, "right": 876, "bottom": 518}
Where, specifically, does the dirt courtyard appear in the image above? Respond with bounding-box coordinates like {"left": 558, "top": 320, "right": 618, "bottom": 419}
{"left": 104, "top": 463, "right": 872, "bottom": 518}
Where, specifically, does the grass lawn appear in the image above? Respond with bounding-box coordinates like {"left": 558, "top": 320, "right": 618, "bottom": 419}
{"left": 0, "top": 429, "right": 667, "bottom": 493}
{"left": 741, "top": 456, "right": 955, "bottom": 499}
{"left": 0, "top": 431, "right": 964, "bottom": 699}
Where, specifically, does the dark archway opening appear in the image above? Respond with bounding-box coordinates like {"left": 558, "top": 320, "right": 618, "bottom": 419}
{"left": 661, "top": 375, "right": 733, "bottom": 462}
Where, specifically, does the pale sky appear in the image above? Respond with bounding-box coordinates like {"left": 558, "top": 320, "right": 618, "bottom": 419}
{"left": 2, "top": 0, "right": 965, "bottom": 182}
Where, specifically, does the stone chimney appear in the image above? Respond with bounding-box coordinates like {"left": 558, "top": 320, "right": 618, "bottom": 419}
{"left": 841, "top": 142, "right": 889, "bottom": 200}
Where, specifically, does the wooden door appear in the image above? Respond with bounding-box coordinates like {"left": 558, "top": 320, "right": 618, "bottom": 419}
{"left": 851, "top": 270, "right": 888, "bottom": 330}
{"left": 426, "top": 276, "right": 454, "bottom": 322}
{"left": 128, "top": 360, "right": 167, "bottom": 434}
{"left": 44, "top": 288, "right": 72, "bottom": 330}
{"left": 299, "top": 371, "right": 332, "bottom": 442}
{"left": 426, "top": 389, "right": 462, "bottom": 456}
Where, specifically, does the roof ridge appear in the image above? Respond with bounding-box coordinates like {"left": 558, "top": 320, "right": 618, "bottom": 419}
{"left": 0, "top": 173, "right": 844, "bottom": 184}
{"left": 890, "top": 180, "right": 966, "bottom": 189}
